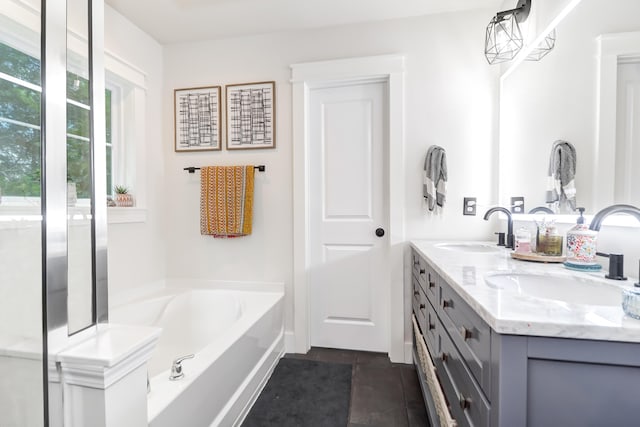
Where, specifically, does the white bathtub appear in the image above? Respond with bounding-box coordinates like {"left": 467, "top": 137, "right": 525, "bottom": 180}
{"left": 110, "top": 283, "right": 284, "bottom": 427}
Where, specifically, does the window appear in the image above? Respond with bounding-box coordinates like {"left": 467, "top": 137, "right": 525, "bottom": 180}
{"left": 0, "top": 41, "right": 41, "bottom": 199}
{"left": 0, "top": 41, "right": 114, "bottom": 200}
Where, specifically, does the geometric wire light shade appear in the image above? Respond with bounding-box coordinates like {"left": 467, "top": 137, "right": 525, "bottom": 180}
{"left": 485, "top": 13, "right": 524, "bottom": 64}
{"left": 526, "top": 28, "right": 556, "bottom": 61}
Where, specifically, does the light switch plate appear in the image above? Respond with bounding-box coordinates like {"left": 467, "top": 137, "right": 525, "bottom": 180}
{"left": 463, "top": 197, "right": 477, "bottom": 216}
{"left": 511, "top": 196, "right": 525, "bottom": 214}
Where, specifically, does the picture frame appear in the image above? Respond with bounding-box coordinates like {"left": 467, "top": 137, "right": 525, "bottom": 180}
{"left": 225, "top": 81, "right": 276, "bottom": 150}
{"left": 174, "top": 85, "right": 222, "bottom": 152}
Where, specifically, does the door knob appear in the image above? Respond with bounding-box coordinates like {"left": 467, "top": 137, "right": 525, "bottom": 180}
{"left": 375, "top": 228, "right": 385, "bottom": 237}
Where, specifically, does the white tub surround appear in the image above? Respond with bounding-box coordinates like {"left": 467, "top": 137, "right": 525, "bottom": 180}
{"left": 110, "top": 283, "right": 285, "bottom": 427}
{"left": 56, "top": 324, "right": 161, "bottom": 427}
{"left": 410, "top": 240, "right": 640, "bottom": 342}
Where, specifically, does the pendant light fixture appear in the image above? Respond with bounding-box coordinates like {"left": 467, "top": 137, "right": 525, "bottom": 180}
{"left": 484, "top": 0, "right": 532, "bottom": 64}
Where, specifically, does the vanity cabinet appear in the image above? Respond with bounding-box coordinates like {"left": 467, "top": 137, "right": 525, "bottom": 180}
{"left": 411, "top": 247, "right": 491, "bottom": 427}
{"left": 410, "top": 246, "right": 640, "bottom": 427}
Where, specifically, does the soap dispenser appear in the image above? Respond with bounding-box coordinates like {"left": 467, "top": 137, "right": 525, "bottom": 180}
{"left": 566, "top": 207, "right": 598, "bottom": 264}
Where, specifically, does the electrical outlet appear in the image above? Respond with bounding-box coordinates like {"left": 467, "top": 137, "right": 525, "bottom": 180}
{"left": 463, "top": 197, "right": 477, "bottom": 216}
{"left": 511, "top": 196, "right": 525, "bottom": 214}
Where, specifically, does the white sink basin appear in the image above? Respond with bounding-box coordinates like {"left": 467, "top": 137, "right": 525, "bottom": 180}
{"left": 435, "top": 242, "right": 501, "bottom": 253}
{"left": 484, "top": 273, "right": 621, "bottom": 307}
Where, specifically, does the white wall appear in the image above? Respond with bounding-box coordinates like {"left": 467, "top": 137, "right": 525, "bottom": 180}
{"left": 104, "top": 6, "right": 167, "bottom": 297}
{"left": 162, "top": 11, "right": 500, "bottom": 337}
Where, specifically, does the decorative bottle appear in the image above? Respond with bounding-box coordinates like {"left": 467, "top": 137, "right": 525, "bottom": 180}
{"left": 566, "top": 207, "right": 598, "bottom": 263}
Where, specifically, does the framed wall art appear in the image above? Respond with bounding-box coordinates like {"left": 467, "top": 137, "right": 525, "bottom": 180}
{"left": 174, "top": 85, "right": 222, "bottom": 152}
{"left": 225, "top": 81, "right": 275, "bottom": 150}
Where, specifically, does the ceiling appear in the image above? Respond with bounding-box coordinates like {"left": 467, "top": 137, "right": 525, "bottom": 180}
{"left": 105, "top": 0, "right": 504, "bottom": 45}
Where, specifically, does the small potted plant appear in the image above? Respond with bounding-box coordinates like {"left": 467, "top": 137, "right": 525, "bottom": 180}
{"left": 114, "top": 185, "right": 134, "bottom": 207}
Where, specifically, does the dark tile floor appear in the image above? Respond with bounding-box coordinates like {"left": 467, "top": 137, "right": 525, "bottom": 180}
{"left": 284, "top": 347, "right": 430, "bottom": 427}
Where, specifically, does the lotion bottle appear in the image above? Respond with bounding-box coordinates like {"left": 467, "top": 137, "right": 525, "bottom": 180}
{"left": 566, "top": 207, "right": 598, "bottom": 263}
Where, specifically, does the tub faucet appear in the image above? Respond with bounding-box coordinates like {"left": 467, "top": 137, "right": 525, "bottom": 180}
{"left": 589, "top": 204, "right": 640, "bottom": 280}
{"left": 169, "top": 354, "right": 194, "bottom": 381}
{"left": 484, "top": 207, "right": 514, "bottom": 249}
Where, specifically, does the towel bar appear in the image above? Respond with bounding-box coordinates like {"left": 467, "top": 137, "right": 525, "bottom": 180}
{"left": 184, "top": 165, "right": 266, "bottom": 174}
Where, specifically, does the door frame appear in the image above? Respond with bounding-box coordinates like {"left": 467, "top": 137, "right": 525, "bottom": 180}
{"left": 290, "top": 55, "right": 407, "bottom": 362}
{"left": 595, "top": 31, "right": 640, "bottom": 208}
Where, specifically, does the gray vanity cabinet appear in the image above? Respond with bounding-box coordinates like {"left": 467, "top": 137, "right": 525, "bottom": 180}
{"left": 410, "top": 247, "right": 640, "bottom": 427}
{"left": 412, "top": 247, "right": 491, "bottom": 427}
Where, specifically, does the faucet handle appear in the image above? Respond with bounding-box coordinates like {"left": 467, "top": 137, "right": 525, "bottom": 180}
{"left": 170, "top": 354, "right": 195, "bottom": 381}
{"left": 173, "top": 354, "right": 195, "bottom": 365}
{"left": 605, "top": 254, "right": 627, "bottom": 281}
{"left": 494, "top": 232, "right": 505, "bottom": 246}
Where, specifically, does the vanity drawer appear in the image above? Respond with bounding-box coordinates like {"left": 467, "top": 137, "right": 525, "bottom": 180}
{"left": 423, "top": 298, "right": 439, "bottom": 358}
{"left": 411, "top": 249, "right": 428, "bottom": 291}
{"left": 412, "top": 279, "right": 428, "bottom": 334}
{"left": 412, "top": 250, "right": 438, "bottom": 303}
{"left": 435, "top": 327, "right": 490, "bottom": 427}
{"left": 439, "top": 280, "right": 492, "bottom": 396}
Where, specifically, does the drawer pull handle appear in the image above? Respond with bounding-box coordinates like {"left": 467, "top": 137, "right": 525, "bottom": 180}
{"left": 441, "top": 352, "right": 448, "bottom": 362}
{"left": 461, "top": 326, "right": 473, "bottom": 340}
{"left": 419, "top": 303, "right": 426, "bottom": 310}
{"left": 419, "top": 268, "right": 426, "bottom": 275}
{"left": 428, "top": 280, "right": 436, "bottom": 289}
{"left": 413, "top": 290, "right": 419, "bottom": 296}
{"left": 459, "top": 395, "right": 471, "bottom": 410}
{"left": 442, "top": 299, "right": 453, "bottom": 309}
{"left": 413, "top": 259, "right": 419, "bottom": 266}
{"left": 428, "top": 322, "right": 435, "bottom": 331}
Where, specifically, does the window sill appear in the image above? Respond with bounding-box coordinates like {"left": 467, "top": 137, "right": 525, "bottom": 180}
{"left": 0, "top": 205, "right": 147, "bottom": 227}
{"left": 108, "top": 207, "right": 147, "bottom": 224}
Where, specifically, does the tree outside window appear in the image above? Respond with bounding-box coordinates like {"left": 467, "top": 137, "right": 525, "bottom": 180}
{"left": 0, "top": 41, "right": 112, "bottom": 199}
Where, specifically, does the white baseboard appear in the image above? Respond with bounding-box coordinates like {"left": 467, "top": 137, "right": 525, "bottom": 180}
{"left": 284, "top": 331, "right": 296, "bottom": 354}
{"left": 404, "top": 341, "right": 414, "bottom": 364}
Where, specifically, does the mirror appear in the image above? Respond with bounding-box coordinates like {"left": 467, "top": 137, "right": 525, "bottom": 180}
{"left": 499, "top": 0, "right": 640, "bottom": 214}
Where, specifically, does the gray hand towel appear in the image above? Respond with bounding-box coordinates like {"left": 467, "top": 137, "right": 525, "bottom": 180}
{"left": 423, "top": 145, "right": 447, "bottom": 211}
{"left": 545, "top": 140, "right": 576, "bottom": 211}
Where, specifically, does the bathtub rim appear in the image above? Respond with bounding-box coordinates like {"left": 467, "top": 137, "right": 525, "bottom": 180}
{"left": 110, "top": 278, "right": 284, "bottom": 310}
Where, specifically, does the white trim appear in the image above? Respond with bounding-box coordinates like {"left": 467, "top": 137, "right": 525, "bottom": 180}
{"left": 0, "top": 71, "right": 41, "bottom": 92}
{"left": 291, "top": 54, "right": 406, "bottom": 362}
{"left": 0, "top": 205, "right": 147, "bottom": 226}
{"left": 403, "top": 341, "right": 414, "bottom": 364}
{"left": 595, "top": 31, "right": 640, "bottom": 208}
{"left": 284, "top": 331, "right": 296, "bottom": 354}
{"left": 56, "top": 325, "right": 161, "bottom": 389}
{"left": 67, "top": 98, "right": 90, "bottom": 110}
{"left": 107, "top": 207, "right": 147, "bottom": 224}
{"left": 0, "top": 116, "right": 40, "bottom": 130}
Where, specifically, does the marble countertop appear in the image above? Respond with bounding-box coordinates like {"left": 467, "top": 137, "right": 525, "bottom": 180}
{"left": 410, "top": 240, "right": 640, "bottom": 343}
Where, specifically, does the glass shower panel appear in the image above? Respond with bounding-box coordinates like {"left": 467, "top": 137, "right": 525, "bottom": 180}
{"left": 67, "top": 0, "right": 94, "bottom": 334}
{"left": 0, "top": 2, "right": 45, "bottom": 426}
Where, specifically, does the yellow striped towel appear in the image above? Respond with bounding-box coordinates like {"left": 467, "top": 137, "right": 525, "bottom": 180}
{"left": 200, "top": 166, "right": 254, "bottom": 238}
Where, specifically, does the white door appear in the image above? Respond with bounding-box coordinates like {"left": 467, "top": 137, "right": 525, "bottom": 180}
{"left": 615, "top": 60, "right": 640, "bottom": 205}
{"left": 308, "top": 80, "right": 389, "bottom": 352}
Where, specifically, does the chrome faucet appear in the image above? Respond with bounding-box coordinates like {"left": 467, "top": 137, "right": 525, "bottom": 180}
{"left": 484, "top": 207, "right": 514, "bottom": 249}
{"left": 169, "top": 354, "right": 194, "bottom": 381}
{"left": 589, "top": 204, "right": 640, "bottom": 280}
